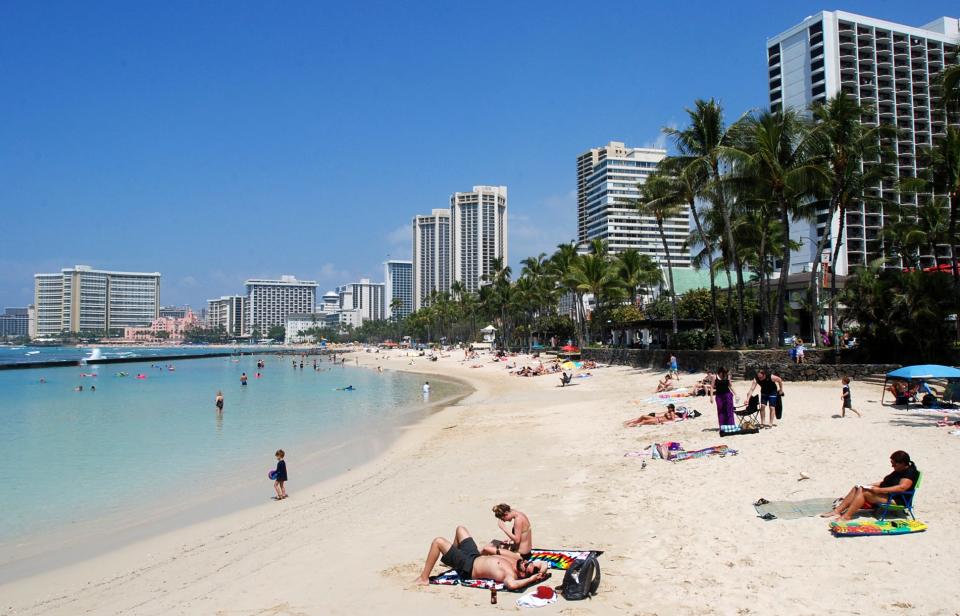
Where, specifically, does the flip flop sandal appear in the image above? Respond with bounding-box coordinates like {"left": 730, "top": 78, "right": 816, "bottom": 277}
{"left": 754, "top": 498, "right": 770, "bottom": 506}
{"left": 759, "top": 512, "right": 777, "bottom": 520}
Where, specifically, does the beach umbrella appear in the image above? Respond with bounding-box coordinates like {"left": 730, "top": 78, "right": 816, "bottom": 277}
{"left": 882, "top": 364, "right": 960, "bottom": 404}
{"left": 562, "top": 361, "right": 575, "bottom": 369}
{"left": 560, "top": 344, "right": 579, "bottom": 352}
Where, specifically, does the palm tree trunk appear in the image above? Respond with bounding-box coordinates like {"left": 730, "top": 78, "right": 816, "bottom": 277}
{"left": 809, "top": 200, "right": 838, "bottom": 345}
{"left": 723, "top": 265, "right": 735, "bottom": 333}
{"left": 772, "top": 197, "right": 792, "bottom": 348}
{"left": 658, "top": 221, "right": 678, "bottom": 335}
{"left": 950, "top": 193, "right": 959, "bottom": 285}
{"left": 690, "top": 199, "right": 722, "bottom": 346}
{"left": 829, "top": 201, "right": 848, "bottom": 343}
{"left": 713, "top": 176, "right": 747, "bottom": 345}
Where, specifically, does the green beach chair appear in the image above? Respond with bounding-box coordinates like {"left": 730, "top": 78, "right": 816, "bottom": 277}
{"left": 875, "top": 472, "right": 922, "bottom": 522}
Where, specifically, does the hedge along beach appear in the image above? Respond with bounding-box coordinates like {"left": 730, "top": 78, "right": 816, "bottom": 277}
{"left": 1, "top": 347, "right": 958, "bottom": 615}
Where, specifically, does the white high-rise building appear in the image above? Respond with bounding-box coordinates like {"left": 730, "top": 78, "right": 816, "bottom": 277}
{"left": 768, "top": 11, "right": 959, "bottom": 273}
{"left": 206, "top": 295, "right": 246, "bottom": 336}
{"left": 33, "top": 265, "right": 161, "bottom": 337}
{"left": 384, "top": 260, "right": 413, "bottom": 320}
{"left": 576, "top": 142, "right": 690, "bottom": 266}
{"left": 336, "top": 279, "right": 386, "bottom": 322}
{"left": 245, "top": 275, "right": 317, "bottom": 335}
{"left": 450, "top": 185, "right": 509, "bottom": 293}
{"left": 412, "top": 209, "right": 451, "bottom": 310}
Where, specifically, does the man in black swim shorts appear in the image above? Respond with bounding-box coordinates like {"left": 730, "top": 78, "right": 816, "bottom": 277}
{"left": 413, "top": 525, "right": 549, "bottom": 589}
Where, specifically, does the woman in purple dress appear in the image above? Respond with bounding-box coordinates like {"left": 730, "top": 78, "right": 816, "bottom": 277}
{"left": 712, "top": 366, "right": 736, "bottom": 429}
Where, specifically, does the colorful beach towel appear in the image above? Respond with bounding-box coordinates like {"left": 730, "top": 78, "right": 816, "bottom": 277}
{"left": 669, "top": 444, "right": 736, "bottom": 461}
{"left": 830, "top": 519, "right": 927, "bottom": 536}
{"left": 428, "top": 549, "right": 602, "bottom": 591}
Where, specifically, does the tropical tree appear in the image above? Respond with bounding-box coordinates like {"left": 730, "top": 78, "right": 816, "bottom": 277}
{"left": 565, "top": 250, "right": 622, "bottom": 342}
{"left": 550, "top": 242, "right": 587, "bottom": 345}
{"left": 916, "top": 127, "right": 960, "bottom": 286}
{"left": 723, "top": 109, "right": 829, "bottom": 346}
{"left": 665, "top": 99, "right": 749, "bottom": 344}
{"left": 615, "top": 249, "right": 660, "bottom": 307}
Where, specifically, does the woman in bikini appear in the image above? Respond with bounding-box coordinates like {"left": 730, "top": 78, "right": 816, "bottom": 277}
{"left": 482, "top": 503, "right": 533, "bottom": 560}
{"left": 623, "top": 404, "right": 677, "bottom": 427}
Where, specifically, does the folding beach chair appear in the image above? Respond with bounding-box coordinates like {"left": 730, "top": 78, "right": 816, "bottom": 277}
{"left": 875, "top": 472, "right": 922, "bottom": 521}
{"left": 734, "top": 395, "right": 761, "bottom": 429}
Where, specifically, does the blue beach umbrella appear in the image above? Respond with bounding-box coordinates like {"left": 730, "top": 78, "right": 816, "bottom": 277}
{"left": 882, "top": 364, "right": 960, "bottom": 404}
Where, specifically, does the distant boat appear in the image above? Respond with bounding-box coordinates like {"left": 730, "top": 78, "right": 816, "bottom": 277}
{"left": 25, "top": 351, "right": 40, "bottom": 355}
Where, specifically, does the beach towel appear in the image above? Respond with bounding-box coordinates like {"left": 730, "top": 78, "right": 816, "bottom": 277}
{"left": 830, "top": 519, "right": 927, "bottom": 536}
{"left": 428, "top": 549, "right": 601, "bottom": 590}
{"left": 669, "top": 445, "right": 736, "bottom": 461}
{"left": 754, "top": 498, "right": 836, "bottom": 520}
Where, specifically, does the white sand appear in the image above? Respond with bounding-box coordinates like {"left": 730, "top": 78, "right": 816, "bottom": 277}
{"left": 2, "top": 349, "right": 957, "bottom": 615}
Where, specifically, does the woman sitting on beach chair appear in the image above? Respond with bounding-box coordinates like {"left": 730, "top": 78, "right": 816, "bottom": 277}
{"left": 624, "top": 404, "right": 677, "bottom": 427}
{"left": 820, "top": 450, "right": 919, "bottom": 521}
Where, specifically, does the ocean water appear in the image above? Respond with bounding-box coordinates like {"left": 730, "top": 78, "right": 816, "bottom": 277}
{"left": 0, "top": 345, "right": 256, "bottom": 366}
{"left": 0, "top": 354, "right": 465, "bottom": 574}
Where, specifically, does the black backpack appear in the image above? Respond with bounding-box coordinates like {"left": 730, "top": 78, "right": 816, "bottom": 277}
{"left": 557, "top": 554, "right": 600, "bottom": 600}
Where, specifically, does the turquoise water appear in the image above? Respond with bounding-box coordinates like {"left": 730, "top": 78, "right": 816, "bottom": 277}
{"left": 0, "top": 345, "right": 264, "bottom": 366}
{"left": 0, "top": 355, "right": 464, "bottom": 568}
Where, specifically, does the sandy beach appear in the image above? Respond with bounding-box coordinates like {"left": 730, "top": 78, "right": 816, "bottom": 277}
{"left": 2, "top": 348, "right": 957, "bottom": 615}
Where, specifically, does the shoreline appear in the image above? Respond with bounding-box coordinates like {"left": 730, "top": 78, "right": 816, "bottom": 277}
{"left": 2, "top": 349, "right": 957, "bottom": 614}
{"left": 0, "top": 357, "right": 472, "bottom": 585}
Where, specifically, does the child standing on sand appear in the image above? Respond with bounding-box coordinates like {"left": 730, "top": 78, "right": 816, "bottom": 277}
{"left": 273, "top": 449, "right": 288, "bottom": 500}
{"left": 841, "top": 376, "right": 861, "bottom": 418}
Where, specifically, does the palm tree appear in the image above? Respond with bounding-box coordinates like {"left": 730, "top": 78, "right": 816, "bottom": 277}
{"left": 659, "top": 156, "right": 722, "bottom": 345}
{"left": 665, "top": 99, "right": 749, "bottom": 344}
{"left": 566, "top": 252, "right": 621, "bottom": 342}
{"left": 915, "top": 201, "right": 951, "bottom": 269}
{"left": 626, "top": 172, "right": 684, "bottom": 334}
{"left": 615, "top": 249, "right": 659, "bottom": 306}
{"left": 809, "top": 93, "right": 896, "bottom": 343}
{"left": 939, "top": 62, "right": 960, "bottom": 111}
{"left": 916, "top": 128, "right": 960, "bottom": 285}
{"left": 723, "top": 109, "right": 829, "bottom": 346}
{"left": 550, "top": 242, "right": 587, "bottom": 345}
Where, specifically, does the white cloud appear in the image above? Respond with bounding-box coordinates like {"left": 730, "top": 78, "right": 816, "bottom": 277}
{"left": 178, "top": 275, "right": 199, "bottom": 288}
{"left": 385, "top": 224, "right": 412, "bottom": 259}
{"left": 644, "top": 121, "right": 678, "bottom": 151}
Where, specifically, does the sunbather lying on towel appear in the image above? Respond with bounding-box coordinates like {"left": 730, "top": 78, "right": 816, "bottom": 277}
{"left": 624, "top": 404, "right": 677, "bottom": 427}
{"left": 413, "top": 525, "right": 549, "bottom": 589}
{"left": 820, "top": 450, "right": 920, "bottom": 521}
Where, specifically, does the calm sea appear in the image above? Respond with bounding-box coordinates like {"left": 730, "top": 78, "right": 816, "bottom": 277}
{"left": 0, "top": 344, "right": 252, "bottom": 366}
{"left": 0, "top": 353, "right": 466, "bottom": 577}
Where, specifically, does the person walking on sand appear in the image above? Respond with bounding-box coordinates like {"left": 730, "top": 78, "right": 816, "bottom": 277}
{"left": 273, "top": 449, "right": 288, "bottom": 500}
{"left": 215, "top": 390, "right": 224, "bottom": 415}
{"left": 840, "top": 376, "right": 861, "bottom": 418}
{"left": 668, "top": 354, "right": 679, "bottom": 378}
{"left": 746, "top": 368, "right": 783, "bottom": 428}
{"left": 712, "top": 367, "right": 736, "bottom": 429}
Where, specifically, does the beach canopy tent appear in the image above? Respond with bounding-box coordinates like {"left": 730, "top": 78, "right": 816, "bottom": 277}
{"left": 882, "top": 364, "right": 960, "bottom": 404}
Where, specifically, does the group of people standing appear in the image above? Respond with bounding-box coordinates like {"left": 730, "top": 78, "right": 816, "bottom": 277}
{"left": 703, "top": 367, "right": 785, "bottom": 430}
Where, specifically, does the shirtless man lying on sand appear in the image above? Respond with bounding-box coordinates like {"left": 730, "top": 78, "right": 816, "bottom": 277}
{"left": 413, "top": 525, "right": 549, "bottom": 589}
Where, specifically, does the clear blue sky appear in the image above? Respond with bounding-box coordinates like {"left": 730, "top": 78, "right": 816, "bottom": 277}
{"left": 1, "top": 1, "right": 956, "bottom": 309}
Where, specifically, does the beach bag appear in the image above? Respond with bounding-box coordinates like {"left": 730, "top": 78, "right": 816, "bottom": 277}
{"left": 557, "top": 554, "right": 600, "bottom": 600}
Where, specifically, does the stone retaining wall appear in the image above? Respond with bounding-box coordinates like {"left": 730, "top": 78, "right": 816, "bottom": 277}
{"left": 582, "top": 348, "right": 899, "bottom": 382}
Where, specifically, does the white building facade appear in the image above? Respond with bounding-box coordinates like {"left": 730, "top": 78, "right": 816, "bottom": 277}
{"left": 336, "top": 279, "right": 386, "bottom": 322}
{"left": 245, "top": 276, "right": 317, "bottom": 335}
{"left": 450, "top": 185, "right": 509, "bottom": 293}
{"left": 768, "top": 11, "right": 960, "bottom": 274}
{"left": 33, "top": 265, "right": 161, "bottom": 337}
{"left": 206, "top": 295, "right": 247, "bottom": 337}
{"left": 576, "top": 142, "right": 690, "bottom": 266}
{"left": 384, "top": 260, "right": 413, "bottom": 320}
{"left": 412, "top": 209, "right": 452, "bottom": 310}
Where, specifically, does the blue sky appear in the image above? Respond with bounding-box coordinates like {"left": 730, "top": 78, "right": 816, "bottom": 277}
{"left": 1, "top": 1, "right": 956, "bottom": 309}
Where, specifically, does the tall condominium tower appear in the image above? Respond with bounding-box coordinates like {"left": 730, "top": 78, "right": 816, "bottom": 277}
{"left": 576, "top": 142, "right": 690, "bottom": 266}
{"left": 768, "top": 12, "right": 959, "bottom": 274}
{"left": 245, "top": 275, "right": 317, "bottom": 335}
{"left": 336, "top": 279, "right": 386, "bottom": 322}
{"left": 33, "top": 265, "right": 161, "bottom": 337}
{"left": 206, "top": 295, "right": 247, "bottom": 336}
{"left": 384, "top": 260, "right": 413, "bottom": 320}
{"left": 450, "top": 185, "right": 509, "bottom": 293}
{"left": 412, "top": 209, "right": 451, "bottom": 310}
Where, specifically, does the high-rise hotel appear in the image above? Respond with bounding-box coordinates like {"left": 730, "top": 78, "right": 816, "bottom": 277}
{"left": 412, "top": 209, "right": 452, "bottom": 310}
{"left": 768, "top": 12, "right": 959, "bottom": 274}
{"left": 34, "top": 265, "right": 161, "bottom": 337}
{"left": 245, "top": 276, "right": 317, "bottom": 334}
{"left": 384, "top": 260, "right": 413, "bottom": 320}
{"left": 576, "top": 142, "right": 691, "bottom": 266}
{"left": 206, "top": 295, "right": 247, "bottom": 337}
{"left": 450, "top": 185, "right": 508, "bottom": 293}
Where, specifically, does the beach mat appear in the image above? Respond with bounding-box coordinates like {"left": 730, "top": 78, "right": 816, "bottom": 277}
{"left": 429, "top": 549, "right": 602, "bottom": 590}
{"left": 754, "top": 498, "right": 836, "bottom": 520}
{"left": 830, "top": 519, "right": 927, "bottom": 536}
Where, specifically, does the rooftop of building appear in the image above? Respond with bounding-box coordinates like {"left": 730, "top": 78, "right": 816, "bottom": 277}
{"left": 244, "top": 276, "right": 318, "bottom": 286}
{"left": 768, "top": 11, "right": 960, "bottom": 45}
{"left": 36, "top": 265, "right": 162, "bottom": 277}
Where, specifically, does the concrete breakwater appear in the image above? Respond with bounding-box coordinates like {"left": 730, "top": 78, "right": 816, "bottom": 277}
{"left": 0, "top": 349, "right": 327, "bottom": 371}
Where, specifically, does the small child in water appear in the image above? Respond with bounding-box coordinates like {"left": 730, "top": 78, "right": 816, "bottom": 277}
{"left": 273, "top": 449, "right": 288, "bottom": 500}
{"left": 841, "top": 376, "right": 861, "bottom": 418}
